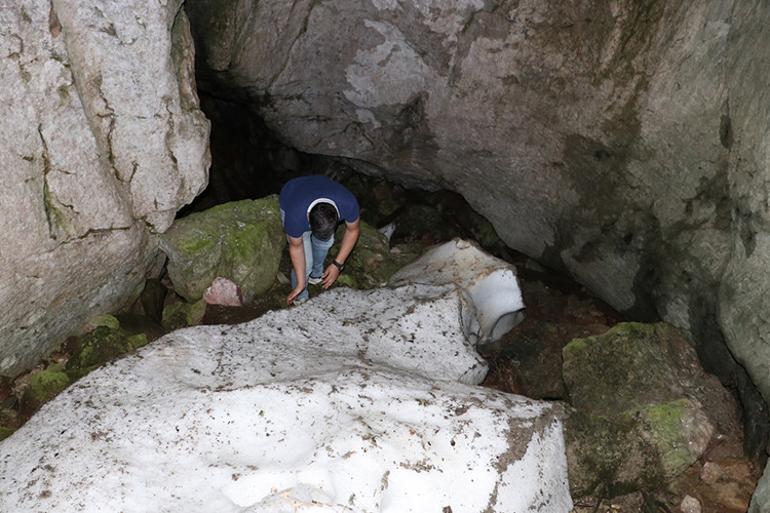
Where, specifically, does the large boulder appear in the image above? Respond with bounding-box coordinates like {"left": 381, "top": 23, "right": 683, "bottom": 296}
{"left": 562, "top": 322, "right": 737, "bottom": 497}
{"left": 0, "top": 0, "right": 210, "bottom": 377}
{"left": 185, "top": 0, "right": 770, "bottom": 461}
{"left": 159, "top": 197, "right": 285, "bottom": 302}
{"left": 0, "top": 276, "right": 572, "bottom": 512}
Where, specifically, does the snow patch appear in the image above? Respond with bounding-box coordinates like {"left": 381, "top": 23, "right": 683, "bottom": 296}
{"left": 390, "top": 239, "right": 525, "bottom": 344}
{"left": 0, "top": 246, "right": 570, "bottom": 513}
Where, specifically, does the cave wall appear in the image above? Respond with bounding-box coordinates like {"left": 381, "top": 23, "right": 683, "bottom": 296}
{"left": 186, "top": 0, "right": 770, "bottom": 454}
{"left": 0, "top": 0, "right": 210, "bottom": 377}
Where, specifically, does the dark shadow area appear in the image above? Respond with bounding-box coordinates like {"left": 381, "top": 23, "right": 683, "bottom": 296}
{"left": 178, "top": 91, "right": 321, "bottom": 216}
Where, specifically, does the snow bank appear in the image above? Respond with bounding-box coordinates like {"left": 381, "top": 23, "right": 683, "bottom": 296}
{"left": 0, "top": 248, "right": 570, "bottom": 513}
{"left": 390, "top": 239, "right": 525, "bottom": 343}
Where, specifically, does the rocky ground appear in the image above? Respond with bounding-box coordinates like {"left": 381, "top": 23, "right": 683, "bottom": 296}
{"left": 0, "top": 173, "right": 761, "bottom": 512}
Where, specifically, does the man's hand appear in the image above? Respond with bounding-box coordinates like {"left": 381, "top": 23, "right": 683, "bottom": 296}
{"left": 321, "top": 264, "right": 341, "bottom": 289}
{"left": 287, "top": 283, "right": 306, "bottom": 304}
{"left": 321, "top": 219, "right": 359, "bottom": 290}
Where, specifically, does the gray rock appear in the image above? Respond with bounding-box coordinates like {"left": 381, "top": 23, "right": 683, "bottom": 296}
{"left": 562, "top": 323, "right": 735, "bottom": 497}
{"left": 0, "top": 0, "right": 210, "bottom": 377}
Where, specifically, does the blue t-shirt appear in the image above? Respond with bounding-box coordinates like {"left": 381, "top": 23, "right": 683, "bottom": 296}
{"left": 279, "top": 176, "right": 360, "bottom": 238}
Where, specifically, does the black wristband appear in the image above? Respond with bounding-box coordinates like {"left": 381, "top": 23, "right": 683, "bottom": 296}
{"left": 332, "top": 259, "right": 345, "bottom": 271}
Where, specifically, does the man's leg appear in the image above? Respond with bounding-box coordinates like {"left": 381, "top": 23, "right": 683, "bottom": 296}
{"left": 308, "top": 233, "right": 335, "bottom": 283}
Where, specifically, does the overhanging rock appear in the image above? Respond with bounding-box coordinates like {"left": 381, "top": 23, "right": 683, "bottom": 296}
{"left": 0, "top": 260, "right": 569, "bottom": 513}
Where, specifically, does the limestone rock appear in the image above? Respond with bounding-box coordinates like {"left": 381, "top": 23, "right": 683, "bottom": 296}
{"left": 159, "top": 197, "right": 285, "bottom": 302}
{"left": 562, "top": 323, "right": 731, "bottom": 496}
{"left": 681, "top": 495, "right": 702, "bottom": 513}
{"left": 0, "top": 0, "right": 210, "bottom": 378}
{"left": 0, "top": 283, "right": 571, "bottom": 513}
{"left": 751, "top": 464, "right": 770, "bottom": 513}
{"left": 336, "top": 220, "right": 418, "bottom": 289}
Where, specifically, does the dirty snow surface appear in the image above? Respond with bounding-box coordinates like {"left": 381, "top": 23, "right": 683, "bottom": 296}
{"left": 0, "top": 251, "right": 570, "bottom": 513}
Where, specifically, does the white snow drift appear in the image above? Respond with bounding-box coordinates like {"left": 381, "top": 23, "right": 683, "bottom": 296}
{"left": 0, "top": 241, "right": 570, "bottom": 513}
{"left": 390, "top": 239, "right": 525, "bottom": 343}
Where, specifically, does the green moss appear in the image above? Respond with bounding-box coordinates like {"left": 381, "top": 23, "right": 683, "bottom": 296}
{"left": 66, "top": 326, "right": 150, "bottom": 379}
{"left": 89, "top": 314, "right": 121, "bottom": 330}
{"left": 162, "top": 299, "right": 206, "bottom": 332}
{"left": 605, "top": 321, "right": 657, "bottom": 338}
{"left": 335, "top": 274, "right": 360, "bottom": 289}
{"left": 338, "top": 221, "right": 416, "bottom": 289}
{"left": 160, "top": 196, "right": 285, "bottom": 302}
{"left": 562, "top": 337, "right": 589, "bottom": 358}
{"left": 22, "top": 364, "right": 70, "bottom": 412}
{"left": 177, "top": 232, "right": 216, "bottom": 254}
{"left": 126, "top": 333, "right": 149, "bottom": 349}
{"left": 0, "top": 427, "right": 15, "bottom": 441}
{"left": 43, "top": 182, "right": 70, "bottom": 236}
{"left": 639, "top": 399, "right": 692, "bottom": 476}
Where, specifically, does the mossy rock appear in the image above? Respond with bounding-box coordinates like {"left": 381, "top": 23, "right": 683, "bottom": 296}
{"left": 562, "top": 322, "right": 681, "bottom": 414}
{"left": 637, "top": 399, "right": 709, "bottom": 478}
{"left": 562, "top": 322, "right": 716, "bottom": 497}
{"left": 162, "top": 298, "right": 207, "bottom": 332}
{"left": 335, "top": 274, "right": 360, "bottom": 289}
{"left": 66, "top": 326, "right": 149, "bottom": 379}
{"left": 565, "top": 411, "right": 650, "bottom": 497}
{"left": 566, "top": 399, "right": 711, "bottom": 497}
{"left": 86, "top": 314, "right": 121, "bottom": 330}
{"left": 334, "top": 222, "right": 421, "bottom": 289}
{"left": 160, "top": 196, "right": 285, "bottom": 303}
{"left": 0, "top": 426, "right": 15, "bottom": 441}
{"left": 0, "top": 407, "right": 19, "bottom": 428}
{"left": 21, "top": 364, "right": 70, "bottom": 413}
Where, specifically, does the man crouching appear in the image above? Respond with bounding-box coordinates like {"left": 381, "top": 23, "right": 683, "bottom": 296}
{"left": 279, "top": 175, "right": 361, "bottom": 304}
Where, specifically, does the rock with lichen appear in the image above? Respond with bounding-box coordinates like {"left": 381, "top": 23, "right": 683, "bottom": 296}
{"left": 66, "top": 326, "right": 149, "bottom": 380}
{"left": 161, "top": 297, "right": 207, "bottom": 332}
{"left": 160, "top": 197, "right": 285, "bottom": 303}
{"left": 562, "top": 322, "right": 733, "bottom": 497}
{"left": 334, "top": 221, "right": 420, "bottom": 289}
{"left": 20, "top": 364, "right": 70, "bottom": 414}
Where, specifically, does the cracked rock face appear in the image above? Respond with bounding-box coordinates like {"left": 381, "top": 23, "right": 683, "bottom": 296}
{"left": 0, "top": 283, "right": 571, "bottom": 513}
{"left": 186, "top": 0, "right": 770, "bottom": 467}
{"left": 0, "top": 0, "right": 210, "bottom": 377}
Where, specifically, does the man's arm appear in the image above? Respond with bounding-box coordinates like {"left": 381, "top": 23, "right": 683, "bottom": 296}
{"left": 322, "top": 219, "right": 360, "bottom": 289}
{"left": 287, "top": 235, "right": 306, "bottom": 304}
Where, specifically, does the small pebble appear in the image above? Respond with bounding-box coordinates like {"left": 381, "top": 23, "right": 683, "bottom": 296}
{"left": 680, "top": 494, "right": 701, "bottom": 513}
